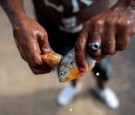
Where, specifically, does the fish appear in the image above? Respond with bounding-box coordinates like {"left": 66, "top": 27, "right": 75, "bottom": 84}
{"left": 57, "top": 48, "right": 96, "bottom": 82}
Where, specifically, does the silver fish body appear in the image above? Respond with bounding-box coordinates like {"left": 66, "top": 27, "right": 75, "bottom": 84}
{"left": 57, "top": 48, "right": 96, "bottom": 82}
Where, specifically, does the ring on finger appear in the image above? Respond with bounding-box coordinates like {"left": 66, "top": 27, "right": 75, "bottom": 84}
{"left": 89, "top": 42, "right": 101, "bottom": 51}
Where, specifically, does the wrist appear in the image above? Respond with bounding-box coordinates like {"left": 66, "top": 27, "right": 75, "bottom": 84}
{"left": 11, "top": 13, "right": 28, "bottom": 29}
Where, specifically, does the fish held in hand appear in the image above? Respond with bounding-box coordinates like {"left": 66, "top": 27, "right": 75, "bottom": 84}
{"left": 57, "top": 49, "right": 96, "bottom": 82}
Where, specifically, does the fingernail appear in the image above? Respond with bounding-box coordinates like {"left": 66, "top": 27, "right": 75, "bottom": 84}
{"left": 79, "top": 67, "right": 86, "bottom": 72}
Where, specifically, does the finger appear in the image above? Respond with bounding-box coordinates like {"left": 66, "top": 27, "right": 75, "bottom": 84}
{"left": 29, "top": 64, "right": 51, "bottom": 74}
{"left": 116, "top": 33, "right": 130, "bottom": 51}
{"left": 75, "top": 21, "right": 90, "bottom": 72}
{"left": 102, "top": 26, "right": 116, "bottom": 55}
{"left": 38, "top": 31, "right": 53, "bottom": 54}
{"left": 27, "top": 36, "right": 51, "bottom": 71}
{"left": 88, "top": 34, "right": 102, "bottom": 58}
{"left": 115, "top": 13, "right": 132, "bottom": 50}
{"left": 88, "top": 20, "right": 103, "bottom": 59}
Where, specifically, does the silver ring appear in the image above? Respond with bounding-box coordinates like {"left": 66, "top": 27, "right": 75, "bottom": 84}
{"left": 89, "top": 42, "right": 101, "bottom": 51}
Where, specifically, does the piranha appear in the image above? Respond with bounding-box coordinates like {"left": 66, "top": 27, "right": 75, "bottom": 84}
{"left": 57, "top": 48, "right": 96, "bottom": 82}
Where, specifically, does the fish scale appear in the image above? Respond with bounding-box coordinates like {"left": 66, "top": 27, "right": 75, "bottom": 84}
{"left": 57, "top": 48, "right": 96, "bottom": 82}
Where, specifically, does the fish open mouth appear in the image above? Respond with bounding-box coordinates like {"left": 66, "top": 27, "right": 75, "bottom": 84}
{"left": 59, "top": 78, "right": 69, "bottom": 82}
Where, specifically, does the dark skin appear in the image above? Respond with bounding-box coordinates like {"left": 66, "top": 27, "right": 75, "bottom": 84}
{"left": 1, "top": 0, "right": 135, "bottom": 74}
{"left": 0, "top": 0, "right": 53, "bottom": 74}
{"left": 13, "top": 16, "right": 53, "bottom": 74}
{"left": 75, "top": 0, "right": 135, "bottom": 72}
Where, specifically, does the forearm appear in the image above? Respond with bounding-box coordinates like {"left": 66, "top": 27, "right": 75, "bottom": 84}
{"left": 0, "top": 0, "right": 27, "bottom": 27}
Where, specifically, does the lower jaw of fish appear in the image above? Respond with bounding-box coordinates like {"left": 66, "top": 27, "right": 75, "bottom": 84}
{"left": 59, "top": 78, "right": 69, "bottom": 82}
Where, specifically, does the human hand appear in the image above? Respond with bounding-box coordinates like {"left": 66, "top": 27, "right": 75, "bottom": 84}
{"left": 75, "top": 1, "right": 135, "bottom": 72}
{"left": 13, "top": 16, "right": 54, "bottom": 74}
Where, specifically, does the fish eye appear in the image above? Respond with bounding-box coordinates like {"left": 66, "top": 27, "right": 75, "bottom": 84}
{"left": 60, "top": 71, "right": 64, "bottom": 76}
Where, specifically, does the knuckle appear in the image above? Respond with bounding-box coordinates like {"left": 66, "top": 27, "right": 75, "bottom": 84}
{"left": 94, "top": 20, "right": 104, "bottom": 27}
{"left": 117, "top": 20, "right": 131, "bottom": 28}
{"left": 29, "top": 66, "right": 37, "bottom": 74}
{"left": 29, "top": 63, "right": 41, "bottom": 75}
{"left": 31, "top": 67, "right": 42, "bottom": 75}
{"left": 38, "top": 29, "right": 48, "bottom": 39}
{"left": 43, "top": 31, "right": 48, "bottom": 37}
{"left": 32, "top": 68, "right": 50, "bottom": 75}
{"left": 41, "top": 28, "right": 47, "bottom": 35}
{"left": 32, "top": 70, "right": 39, "bottom": 75}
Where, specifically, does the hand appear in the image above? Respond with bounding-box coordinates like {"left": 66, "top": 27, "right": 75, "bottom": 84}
{"left": 75, "top": 1, "right": 135, "bottom": 72}
{"left": 13, "top": 16, "right": 53, "bottom": 74}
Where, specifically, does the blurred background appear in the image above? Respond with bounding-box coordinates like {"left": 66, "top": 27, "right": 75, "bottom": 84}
{"left": 0, "top": 0, "right": 135, "bottom": 115}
